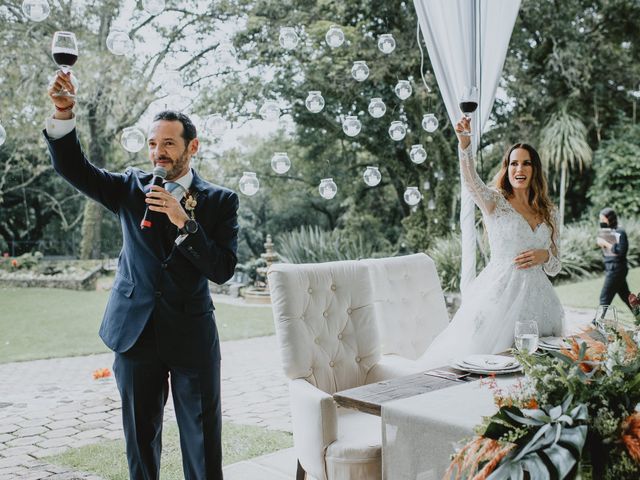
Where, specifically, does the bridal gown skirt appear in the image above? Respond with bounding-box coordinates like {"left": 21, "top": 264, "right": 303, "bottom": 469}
{"left": 417, "top": 259, "right": 565, "bottom": 369}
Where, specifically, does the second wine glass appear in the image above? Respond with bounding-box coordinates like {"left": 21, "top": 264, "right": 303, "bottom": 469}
{"left": 458, "top": 86, "right": 478, "bottom": 136}
{"left": 51, "top": 31, "right": 78, "bottom": 98}
{"left": 515, "top": 320, "right": 539, "bottom": 354}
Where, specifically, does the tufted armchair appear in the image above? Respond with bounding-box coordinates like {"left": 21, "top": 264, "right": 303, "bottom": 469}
{"left": 268, "top": 260, "right": 415, "bottom": 480}
{"left": 361, "top": 253, "right": 450, "bottom": 370}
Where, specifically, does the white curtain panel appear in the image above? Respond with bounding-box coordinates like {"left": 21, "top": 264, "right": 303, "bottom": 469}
{"left": 413, "top": 0, "right": 521, "bottom": 295}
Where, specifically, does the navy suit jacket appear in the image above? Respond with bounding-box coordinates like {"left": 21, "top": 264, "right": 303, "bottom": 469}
{"left": 45, "top": 129, "right": 239, "bottom": 368}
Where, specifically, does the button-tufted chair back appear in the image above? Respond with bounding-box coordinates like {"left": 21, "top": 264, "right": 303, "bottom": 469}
{"left": 268, "top": 260, "right": 380, "bottom": 394}
{"left": 361, "top": 253, "right": 449, "bottom": 360}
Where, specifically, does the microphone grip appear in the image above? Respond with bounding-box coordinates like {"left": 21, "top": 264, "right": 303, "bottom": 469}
{"left": 140, "top": 175, "right": 165, "bottom": 230}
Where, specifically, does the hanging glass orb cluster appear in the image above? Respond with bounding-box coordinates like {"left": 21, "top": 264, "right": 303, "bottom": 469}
{"left": 106, "top": 30, "right": 133, "bottom": 56}
{"left": 22, "top": 0, "right": 50, "bottom": 21}
{"left": 232, "top": 24, "right": 442, "bottom": 203}
{"left": 204, "top": 114, "right": 227, "bottom": 137}
{"left": 121, "top": 127, "right": 146, "bottom": 153}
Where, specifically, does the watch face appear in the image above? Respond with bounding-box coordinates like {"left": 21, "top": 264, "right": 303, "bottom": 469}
{"left": 185, "top": 219, "right": 198, "bottom": 234}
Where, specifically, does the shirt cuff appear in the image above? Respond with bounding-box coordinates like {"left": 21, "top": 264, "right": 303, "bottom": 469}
{"left": 175, "top": 233, "right": 189, "bottom": 245}
{"left": 45, "top": 115, "right": 76, "bottom": 139}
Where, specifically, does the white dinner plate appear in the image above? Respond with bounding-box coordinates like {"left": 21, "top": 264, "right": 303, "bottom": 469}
{"left": 451, "top": 354, "right": 522, "bottom": 375}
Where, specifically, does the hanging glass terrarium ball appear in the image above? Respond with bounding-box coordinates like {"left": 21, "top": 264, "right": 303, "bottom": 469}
{"left": 279, "top": 27, "right": 299, "bottom": 50}
{"left": 351, "top": 61, "right": 369, "bottom": 82}
{"left": 428, "top": 198, "right": 436, "bottom": 210}
{"left": 204, "top": 114, "right": 227, "bottom": 137}
{"left": 325, "top": 25, "right": 345, "bottom": 48}
{"left": 120, "top": 127, "right": 146, "bottom": 153}
{"left": 319, "top": 178, "right": 338, "bottom": 199}
{"left": 409, "top": 144, "right": 427, "bottom": 164}
{"left": 342, "top": 115, "right": 361, "bottom": 137}
{"left": 160, "top": 70, "right": 182, "bottom": 96}
{"left": 423, "top": 180, "right": 431, "bottom": 190}
{"left": 404, "top": 187, "right": 422, "bottom": 206}
{"left": 388, "top": 121, "right": 407, "bottom": 141}
{"left": 305, "top": 91, "right": 325, "bottom": 113}
{"left": 394, "top": 80, "right": 412, "bottom": 100}
{"left": 422, "top": 113, "right": 439, "bottom": 133}
{"left": 259, "top": 100, "right": 280, "bottom": 121}
{"left": 368, "top": 98, "right": 386, "bottom": 118}
{"left": 271, "top": 152, "right": 291, "bottom": 174}
{"left": 0, "top": 123, "right": 6, "bottom": 146}
{"left": 142, "top": 0, "right": 165, "bottom": 15}
{"left": 239, "top": 172, "right": 259, "bottom": 196}
{"left": 378, "top": 34, "right": 396, "bottom": 54}
{"left": 363, "top": 166, "right": 381, "bottom": 187}
{"left": 215, "top": 42, "right": 237, "bottom": 65}
{"left": 106, "top": 30, "right": 132, "bottom": 56}
{"left": 22, "top": 0, "right": 50, "bottom": 21}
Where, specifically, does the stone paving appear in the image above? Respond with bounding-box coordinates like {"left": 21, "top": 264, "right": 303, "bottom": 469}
{"left": 0, "top": 306, "right": 594, "bottom": 479}
{"left": 0, "top": 335, "right": 290, "bottom": 479}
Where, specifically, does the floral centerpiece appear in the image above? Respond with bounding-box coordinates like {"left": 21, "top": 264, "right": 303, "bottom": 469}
{"left": 445, "top": 327, "right": 640, "bottom": 479}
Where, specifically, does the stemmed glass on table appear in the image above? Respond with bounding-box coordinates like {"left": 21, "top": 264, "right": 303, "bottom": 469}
{"left": 458, "top": 86, "right": 479, "bottom": 136}
{"left": 51, "top": 31, "right": 78, "bottom": 98}
{"left": 515, "top": 320, "right": 539, "bottom": 354}
{"left": 594, "top": 305, "right": 618, "bottom": 334}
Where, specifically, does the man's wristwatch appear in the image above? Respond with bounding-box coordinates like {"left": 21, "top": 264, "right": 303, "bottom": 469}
{"left": 179, "top": 219, "right": 198, "bottom": 235}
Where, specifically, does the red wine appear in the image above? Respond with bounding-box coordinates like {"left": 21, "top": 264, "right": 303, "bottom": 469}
{"left": 53, "top": 52, "right": 78, "bottom": 67}
{"left": 459, "top": 101, "right": 478, "bottom": 114}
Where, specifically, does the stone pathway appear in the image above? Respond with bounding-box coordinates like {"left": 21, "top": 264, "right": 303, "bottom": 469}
{"left": 0, "top": 335, "right": 290, "bottom": 479}
{"left": 0, "top": 306, "right": 594, "bottom": 479}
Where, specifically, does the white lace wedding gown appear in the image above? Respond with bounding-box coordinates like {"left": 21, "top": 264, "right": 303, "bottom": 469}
{"left": 417, "top": 145, "right": 565, "bottom": 369}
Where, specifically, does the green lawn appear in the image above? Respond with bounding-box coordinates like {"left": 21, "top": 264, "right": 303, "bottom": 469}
{"left": 0, "top": 287, "right": 275, "bottom": 364}
{"left": 47, "top": 421, "right": 293, "bottom": 479}
{"left": 554, "top": 267, "right": 640, "bottom": 324}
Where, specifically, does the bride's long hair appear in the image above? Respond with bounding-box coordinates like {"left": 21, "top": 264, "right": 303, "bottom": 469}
{"left": 491, "top": 143, "right": 558, "bottom": 253}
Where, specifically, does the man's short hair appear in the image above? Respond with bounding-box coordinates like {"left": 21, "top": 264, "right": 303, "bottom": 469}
{"left": 152, "top": 110, "right": 197, "bottom": 145}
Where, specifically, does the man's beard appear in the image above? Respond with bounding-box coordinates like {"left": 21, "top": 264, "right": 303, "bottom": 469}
{"left": 156, "top": 149, "right": 189, "bottom": 180}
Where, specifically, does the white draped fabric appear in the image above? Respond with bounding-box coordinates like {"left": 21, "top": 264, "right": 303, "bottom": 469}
{"left": 412, "top": 0, "right": 521, "bottom": 294}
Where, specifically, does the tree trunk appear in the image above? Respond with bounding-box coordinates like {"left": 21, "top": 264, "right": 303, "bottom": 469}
{"left": 79, "top": 200, "right": 103, "bottom": 259}
{"left": 559, "top": 163, "right": 567, "bottom": 230}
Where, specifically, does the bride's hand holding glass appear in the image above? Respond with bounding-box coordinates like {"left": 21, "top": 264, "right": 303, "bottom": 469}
{"left": 455, "top": 116, "right": 471, "bottom": 150}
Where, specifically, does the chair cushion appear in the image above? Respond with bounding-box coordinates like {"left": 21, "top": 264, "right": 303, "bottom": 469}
{"left": 268, "top": 261, "right": 381, "bottom": 394}
{"left": 362, "top": 254, "right": 449, "bottom": 360}
{"left": 325, "top": 408, "right": 382, "bottom": 479}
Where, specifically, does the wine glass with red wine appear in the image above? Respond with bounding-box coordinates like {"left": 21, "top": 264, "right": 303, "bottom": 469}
{"left": 458, "top": 86, "right": 478, "bottom": 136}
{"left": 51, "top": 31, "right": 78, "bottom": 98}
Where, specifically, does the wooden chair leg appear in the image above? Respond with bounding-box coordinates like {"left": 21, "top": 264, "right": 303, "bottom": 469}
{"left": 296, "top": 460, "right": 306, "bottom": 480}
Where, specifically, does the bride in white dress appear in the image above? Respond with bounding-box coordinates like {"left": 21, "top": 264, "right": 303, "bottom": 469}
{"left": 417, "top": 117, "right": 565, "bottom": 369}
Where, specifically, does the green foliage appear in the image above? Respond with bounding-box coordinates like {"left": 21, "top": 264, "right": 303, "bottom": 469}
{"left": 277, "top": 225, "right": 394, "bottom": 264}
{"left": 589, "top": 127, "right": 640, "bottom": 218}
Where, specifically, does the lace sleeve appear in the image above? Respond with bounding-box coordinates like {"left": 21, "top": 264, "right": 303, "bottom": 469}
{"left": 459, "top": 144, "right": 498, "bottom": 215}
{"left": 543, "top": 210, "right": 562, "bottom": 277}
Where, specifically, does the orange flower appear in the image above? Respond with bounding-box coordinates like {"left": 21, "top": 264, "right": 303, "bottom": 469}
{"left": 560, "top": 336, "right": 606, "bottom": 373}
{"left": 92, "top": 367, "right": 112, "bottom": 380}
{"left": 10, "top": 259, "right": 18, "bottom": 267}
{"left": 444, "top": 436, "right": 515, "bottom": 480}
{"left": 621, "top": 413, "right": 640, "bottom": 463}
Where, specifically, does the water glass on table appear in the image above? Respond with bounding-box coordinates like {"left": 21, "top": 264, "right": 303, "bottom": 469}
{"left": 594, "top": 304, "right": 618, "bottom": 333}
{"left": 515, "top": 320, "right": 539, "bottom": 354}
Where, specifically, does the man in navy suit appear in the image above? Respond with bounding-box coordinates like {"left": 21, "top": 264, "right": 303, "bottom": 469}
{"left": 45, "top": 72, "right": 239, "bottom": 479}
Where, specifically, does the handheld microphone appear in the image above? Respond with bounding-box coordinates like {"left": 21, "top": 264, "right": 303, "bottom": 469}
{"left": 140, "top": 166, "right": 167, "bottom": 230}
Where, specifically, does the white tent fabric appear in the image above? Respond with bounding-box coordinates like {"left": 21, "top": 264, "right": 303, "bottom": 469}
{"left": 413, "top": 0, "right": 521, "bottom": 295}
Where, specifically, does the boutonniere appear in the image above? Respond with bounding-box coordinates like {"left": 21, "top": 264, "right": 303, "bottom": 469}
{"left": 184, "top": 191, "right": 197, "bottom": 219}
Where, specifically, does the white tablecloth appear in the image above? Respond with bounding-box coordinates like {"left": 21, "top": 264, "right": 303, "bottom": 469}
{"left": 381, "top": 375, "right": 519, "bottom": 480}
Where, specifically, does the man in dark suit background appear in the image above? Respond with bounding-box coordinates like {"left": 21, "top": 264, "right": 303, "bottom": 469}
{"left": 44, "top": 71, "right": 239, "bottom": 479}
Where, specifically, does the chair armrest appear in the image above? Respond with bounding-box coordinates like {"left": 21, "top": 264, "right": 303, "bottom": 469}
{"left": 365, "top": 356, "right": 422, "bottom": 384}
{"left": 290, "top": 378, "right": 337, "bottom": 480}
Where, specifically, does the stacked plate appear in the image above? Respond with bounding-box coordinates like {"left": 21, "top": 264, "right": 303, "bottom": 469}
{"left": 450, "top": 354, "right": 522, "bottom": 375}
{"left": 539, "top": 336, "right": 571, "bottom": 351}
